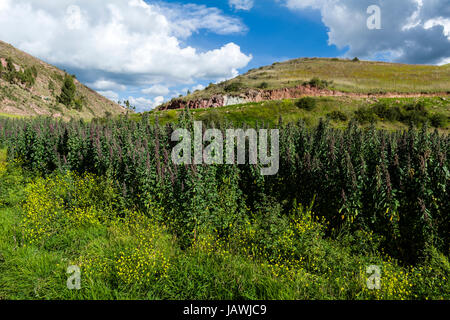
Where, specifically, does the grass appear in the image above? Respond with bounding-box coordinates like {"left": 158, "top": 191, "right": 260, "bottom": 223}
{"left": 0, "top": 113, "right": 25, "bottom": 119}
{"left": 136, "top": 96, "right": 450, "bottom": 132}
{"left": 184, "top": 58, "right": 450, "bottom": 101}
{"left": 0, "top": 158, "right": 448, "bottom": 300}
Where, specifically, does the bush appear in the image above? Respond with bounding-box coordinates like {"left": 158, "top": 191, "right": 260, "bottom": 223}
{"left": 258, "top": 82, "right": 269, "bottom": 89}
{"left": 327, "top": 110, "right": 348, "bottom": 122}
{"left": 304, "top": 78, "right": 332, "bottom": 89}
{"left": 372, "top": 103, "right": 402, "bottom": 121}
{"left": 199, "top": 109, "right": 224, "bottom": 125}
{"left": 401, "top": 102, "right": 429, "bottom": 125}
{"left": 0, "top": 57, "right": 37, "bottom": 87}
{"left": 58, "top": 74, "right": 76, "bottom": 107}
{"left": 354, "top": 107, "right": 377, "bottom": 124}
{"left": 429, "top": 113, "right": 448, "bottom": 128}
{"left": 73, "top": 98, "right": 84, "bottom": 111}
{"left": 224, "top": 82, "right": 244, "bottom": 93}
{"left": 296, "top": 97, "right": 317, "bottom": 111}
{"left": 21, "top": 172, "right": 120, "bottom": 245}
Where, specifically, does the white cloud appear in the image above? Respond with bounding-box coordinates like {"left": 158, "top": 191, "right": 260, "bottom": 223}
{"left": 424, "top": 18, "right": 450, "bottom": 39}
{"left": 98, "top": 90, "right": 119, "bottom": 102}
{"left": 0, "top": 0, "right": 252, "bottom": 111}
{"left": 438, "top": 57, "right": 450, "bottom": 65}
{"left": 192, "top": 84, "right": 205, "bottom": 92}
{"left": 229, "top": 0, "right": 254, "bottom": 11}
{"left": 141, "top": 85, "right": 170, "bottom": 96}
{"left": 153, "top": 96, "right": 165, "bottom": 107}
{"left": 89, "top": 79, "right": 126, "bottom": 91}
{"left": 282, "top": 0, "right": 450, "bottom": 65}
{"left": 127, "top": 95, "right": 165, "bottom": 112}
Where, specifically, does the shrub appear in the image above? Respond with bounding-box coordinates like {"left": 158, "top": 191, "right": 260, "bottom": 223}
{"left": 327, "top": 110, "right": 348, "bottom": 121}
{"left": 166, "top": 110, "right": 178, "bottom": 120}
{"left": 296, "top": 97, "right": 317, "bottom": 111}
{"left": 305, "top": 78, "right": 332, "bottom": 89}
{"left": 258, "top": 82, "right": 269, "bottom": 89}
{"left": 58, "top": 74, "right": 77, "bottom": 108}
{"left": 372, "top": 102, "right": 402, "bottom": 121}
{"left": 73, "top": 98, "right": 84, "bottom": 111}
{"left": 429, "top": 113, "right": 448, "bottom": 128}
{"left": 48, "top": 80, "right": 56, "bottom": 95}
{"left": 199, "top": 109, "right": 224, "bottom": 125}
{"left": 354, "top": 107, "right": 377, "bottom": 124}
{"left": 58, "top": 74, "right": 76, "bottom": 107}
{"left": 224, "top": 82, "right": 244, "bottom": 93}
{"left": 401, "top": 102, "right": 429, "bottom": 125}
{"left": 21, "top": 172, "right": 118, "bottom": 245}
{"left": 0, "top": 58, "right": 37, "bottom": 87}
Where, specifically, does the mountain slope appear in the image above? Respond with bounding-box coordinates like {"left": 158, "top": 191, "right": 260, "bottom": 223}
{"left": 0, "top": 40, "right": 126, "bottom": 119}
{"left": 160, "top": 58, "right": 450, "bottom": 110}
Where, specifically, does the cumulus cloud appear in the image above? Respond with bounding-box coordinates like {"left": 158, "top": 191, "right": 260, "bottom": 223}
{"left": 0, "top": 0, "right": 252, "bottom": 110}
{"left": 229, "top": 0, "right": 254, "bottom": 11}
{"left": 89, "top": 79, "right": 126, "bottom": 92}
{"left": 141, "top": 85, "right": 170, "bottom": 96}
{"left": 282, "top": 0, "right": 450, "bottom": 65}
{"left": 127, "top": 95, "right": 165, "bottom": 112}
{"left": 98, "top": 90, "right": 119, "bottom": 102}
{"left": 192, "top": 84, "right": 205, "bottom": 91}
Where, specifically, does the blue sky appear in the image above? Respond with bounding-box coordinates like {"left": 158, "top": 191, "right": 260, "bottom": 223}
{"left": 170, "top": 0, "right": 345, "bottom": 69}
{"left": 0, "top": 0, "right": 448, "bottom": 111}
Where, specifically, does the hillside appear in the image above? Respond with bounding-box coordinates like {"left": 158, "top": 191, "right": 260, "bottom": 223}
{"left": 0, "top": 40, "right": 127, "bottom": 120}
{"left": 160, "top": 58, "right": 450, "bottom": 110}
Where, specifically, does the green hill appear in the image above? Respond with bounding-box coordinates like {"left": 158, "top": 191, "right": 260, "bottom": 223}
{"left": 150, "top": 58, "right": 449, "bottom": 131}
{"left": 0, "top": 40, "right": 127, "bottom": 120}
{"left": 186, "top": 58, "right": 450, "bottom": 101}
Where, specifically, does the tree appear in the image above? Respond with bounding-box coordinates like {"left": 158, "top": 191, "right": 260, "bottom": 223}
{"left": 124, "top": 100, "right": 136, "bottom": 112}
{"left": 58, "top": 74, "right": 76, "bottom": 107}
{"left": 48, "top": 80, "right": 56, "bottom": 95}
{"left": 4, "top": 58, "right": 16, "bottom": 84}
{"left": 6, "top": 57, "right": 14, "bottom": 72}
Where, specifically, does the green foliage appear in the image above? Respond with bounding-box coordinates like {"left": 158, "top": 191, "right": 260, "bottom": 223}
{"left": 327, "top": 110, "right": 348, "bottom": 121}
{"left": 258, "top": 82, "right": 269, "bottom": 89}
{"left": 0, "top": 168, "right": 448, "bottom": 299}
{"left": 296, "top": 97, "right": 317, "bottom": 111}
{"left": 6, "top": 57, "right": 14, "bottom": 73}
{"left": 0, "top": 57, "right": 38, "bottom": 88}
{"left": 73, "top": 97, "right": 85, "bottom": 111}
{"left": 353, "top": 101, "right": 448, "bottom": 127}
{"left": 0, "top": 114, "right": 449, "bottom": 300}
{"left": 123, "top": 100, "right": 136, "bottom": 112}
{"left": 430, "top": 113, "right": 448, "bottom": 128}
{"left": 58, "top": 74, "right": 76, "bottom": 107}
{"left": 224, "top": 81, "right": 245, "bottom": 92}
{"left": 304, "top": 77, "right": 332, "bottom": 89}
{"left": 48, "top": 80, "right": 56, "bottom": 96}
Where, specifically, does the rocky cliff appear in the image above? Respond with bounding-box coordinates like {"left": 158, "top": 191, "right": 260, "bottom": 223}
{"left": 159, "top": 85, "right": 446, "bottom": 111}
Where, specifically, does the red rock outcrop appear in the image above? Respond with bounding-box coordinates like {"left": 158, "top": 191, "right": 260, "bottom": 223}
{"left": 158, "top": 85, "right": 449, "bottom": 111}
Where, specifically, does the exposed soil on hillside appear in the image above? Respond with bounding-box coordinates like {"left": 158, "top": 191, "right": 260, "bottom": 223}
{"left": 159, "top": 85, "right": 449, "bottom": 111}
